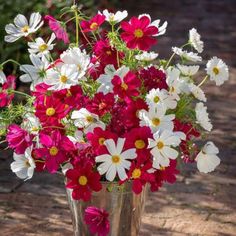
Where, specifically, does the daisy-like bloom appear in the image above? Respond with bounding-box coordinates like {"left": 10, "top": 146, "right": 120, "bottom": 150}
{"left": 81, "top": 13, "right": 105, "bottom": 32}
{"left": 135, "top": 51, "right": 158, "bottom": 61}
{"left": 121, "top": 15, "right": 158, "bottom": 51}
{"left": 97, "top": 65, "right": 129, "bottom": 94}
{"left": 66, "top": 162, "right": 102, "bottom": 201}
{"left": 206, "top": 57, "right": 229, "bottom": 86}
{"left": 102, "top": 9, "right": 128, "bottom": 24}
{"left": 139, "top": 105, "right": 175, "bottom": 133}
{"left": 6, "top": 124, "right": 33, "bottom": 154}
{"left": 195, "top": 141, "right": 220, "bottom": 173}
{"left": 195, "top": 102, "right": 212, "bottom": 131}
{"left": 10, "top": 146, "right": 35, "bottom": 180}
{"left": 67, "top": 130, "right": 85, "bottom": 145}
{"left": 71, "top": 108, "right": 105, "bottom": 133}
{"left": 189, "top": 28, "right": 204, "bottom": 53}
{"left": 172, "top": 47, "right": 202, "bottom": 62}
{"left": 45, "top": 64, "right": 78, "bottom": 90}
{"left": 20, "top": 54, "right": 49, "bottom": 90}
{"left": 189, "top": 83, "right": 207, "bottom": 102}
{"left": 146, "top": 88, "right": 177, "bottom": 109}
{"left": 148, "top": 130, "right": 184, "bottom": 169}
{"left": 177, "top": 64, "right": 200, "bottom": 77}
{"left": 22, "top": 113, "right": 41, "bottom": 135}
{"left": 5, "top": 12, "right": 43, "bottom": 43}
{"left": 95, "top": 138, "right": 137, "bottom": 181}
{"left": 60, "top": 47, "right": 90, "bottom": 80}
{"left": 0, "top": 69, "right": 6, "bottom": 84}
{"left": 28, "top": 33, "right": 56, "bottom": 57}
{"left": 112, "top": 71, "right": 141, "bottom": 100}
{"left": 44, "top": 15, "right": 69, "bottom": 44}
{"left": 84, "top": 206, "right": 110, "bottom": 236}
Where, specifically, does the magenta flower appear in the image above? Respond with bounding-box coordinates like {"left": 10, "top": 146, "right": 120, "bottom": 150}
{"left": 6, "top": 124, "right": 33, "bottom": 154}
{"left": 84, "top": 206, "right": 110, "bottom": 236}
{"left": 44, "top": 15, "right": 69, "bottom": 44}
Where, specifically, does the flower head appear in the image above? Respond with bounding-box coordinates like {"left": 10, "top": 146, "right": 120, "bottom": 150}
{"left": 195, "top": 102, "right": 212, "bottom": 131}
{"left": 189, "top": 28, "right": 204, "bottom": 53}
{"left": 102, "top": 9, "right": 128, "bottom": 24}
{"left": 81, "top": 13, "right": 105, "bottom": 32}
{"left": 172, "top": 47, "right": 202, "bottom": 62}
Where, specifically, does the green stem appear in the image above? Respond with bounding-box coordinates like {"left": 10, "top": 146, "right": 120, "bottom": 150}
{"left": 1, "top": 59, "right": 21, "bottom": 67}
{"left": 8, "top": 89, "right": 32, "bottom": 99}
{"left": 198, "top": 75, "right": 209, "bottom": 87}
{"left": 74, "top": 9, "right": 79, "bottom": 46}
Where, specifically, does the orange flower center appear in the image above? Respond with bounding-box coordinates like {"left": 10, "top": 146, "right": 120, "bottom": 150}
{"left": 90, "top": 22, "right": 98, "bottom": 30}
{"left": 49, "top": 146, "right": 59, "bottom": 156}
{"left": 112, "top": 155, "right": 121, "bottom": 164}
{"left": 39, "top": 44, "right": 48, "bottom": 52}
{"left": 213, "top": 67, "right": 219, "bottom": 75}
{"left": 134, "top": 29, "right": 144, "bottom": 38}
{"left": 121, "top": 82, "right": 128, "bottom": 90}
{"left": 98, "top": 137, "right": 105, "bottom": 146}
{"left": 152, "top": 118, "right": 160, "bottom": 126}
{"left": 157, "top": 141, "right": 164, "bottom": 149}
{"left": 78, "top": 176, "right": 88, "bottom": 186}
{"left": 132, "top": 168, "right": 141, "bottom": 179}
{"left": 106, "top": 50, "right": 112, "bottom": 55}
{"left": 46, "top": 107, "right": 56, "bottom": 116}
{"left": 135, "top": 139, "right": 145, "bottom": 149}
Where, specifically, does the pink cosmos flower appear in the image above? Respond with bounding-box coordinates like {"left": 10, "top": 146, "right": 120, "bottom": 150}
{"left": 121, "top": 16, "right": 158, "bottom": 51}
{"left": 84, "top": 206, "right": 110, "bottom": 236}
{"left": 45, "top": 15, "right": 69, "bottom": 44}
{"left": 6, "top": 124, "right": 33, "bottom": 154}
{"left": 0, "top": 75, "right": 16, "bottom": 107}
{"left": 81, "top": 14, "right": 105, "bottom": 33}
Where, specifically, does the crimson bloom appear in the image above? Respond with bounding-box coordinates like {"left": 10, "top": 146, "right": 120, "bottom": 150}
{"left": 6, "top": 124, "right": 33, "bottom": 154}
{"left": 81, "top": 14, "right": 105, "bottom": 33}
{"left": 112, "top": 71, "right": 141, "bottom": 100}
{"left": 121, "top": 16, "right": 158, "bottom": 51}
{"left": 84, "top": 206, "right": 110, "bottom": 236}
{"left": 45, "top": 15, "right": 69, "bottom": 44}
{"left": 0, "top": 75, "right": 16, "bottom": 107}
{"left": 66, "top": 162, "right": 102, "bottom": 201}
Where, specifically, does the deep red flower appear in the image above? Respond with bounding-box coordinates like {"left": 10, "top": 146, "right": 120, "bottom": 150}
{"left": 84, "top": 206, "right": 110, "bottom": 236}
{"left": 66, "top": 162, "right": 102, "bottom": 201}
{"left": 6, "top": 124, "right": 33, "bottom": 154}
{"left": 0, "top": 75, "right": 16, "bottom": 107}
{"left": 81, "top": 14, "right": 105, "bottom": 33}
{"left": 139, "top": 66, "right": 168, "bottom": 91}
{"left": 87, "top": 92, "right": 114, "bottom": 116}
{"left": 121, "top": 16, "right": 158, "bottom": 51}
{"left": 112, "top": 71, "right": 141, "bottom": 100}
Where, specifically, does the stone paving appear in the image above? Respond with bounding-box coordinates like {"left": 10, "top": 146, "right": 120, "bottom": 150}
{"left": 1, "top": 0, "right": 236, "bottom": 235}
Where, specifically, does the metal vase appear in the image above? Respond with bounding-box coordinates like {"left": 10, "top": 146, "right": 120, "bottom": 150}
{"left": 66, "top": 182, "right": 147, "bottom": 236}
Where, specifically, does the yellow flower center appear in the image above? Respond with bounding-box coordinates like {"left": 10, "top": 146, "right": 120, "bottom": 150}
{"left": 152, "top": 118, "right": 160, "bottom": 126}
{"left": 98, "top": 137, "right": 105, "bottom": 146}
{"left": 134, "top": 29, "right": 144, "bottom": 38}
{"left": 157, "top": 141, "right": 164, "bottom": 149}
{"left": 31, "top": 127, "right": 39, "bottom": 132}
{"left": 213, "top": 67, "right": 220, "bottom": 75}
{"left": 153, "top": 96, "right": 160, "bottom": 103}
{"left": 135, "top": 139, "right": 145, "bottom": 149}
{"left": 21, "top": 25, "right": 29, "bottom": 33}
{"left": 121, "top": 82, "right": 128, "bottom": 90}
{"left": 90, "top": 22, "right": 98, "bottom": 30}
{"left": 60, "top": 75, "right": 68, "bottom": 83}
{"left": 132, "top": 168, "right": 141, "bottom": 179}
{"left": 46, "top": 107, "right": 56, "bottom": 116}
{"left": 78, "top": 176, "right": 88, "bottom": 186}
{"left": 112, "top": 155, "right": 121, "bottom": 164}
{"left": 66, "top": 90, "right": 72, "bottom": 97}
{"left": 39, "top": 44, "right": 48, "bottom": 52}
{"left": 160, "top": 166, "right": 165, "bottom": 171}
{"left": 86, "top": 116, "right": 94, "bottom": 123}
{"left": 170, "top": 86, "right": 175, "bottom": 93}
{"left": 25, "top": 160, "right": 31, "bottom": 167}
{"left": 49, "top": 146, "right": 59, "bottom": 156}
{"left": 106, "top": 50, "right": 112, "bottom": 55}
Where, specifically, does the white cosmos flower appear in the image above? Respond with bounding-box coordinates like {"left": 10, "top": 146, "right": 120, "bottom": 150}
{"left": 139, "top": 106, "right": 175, "bottom": 133}
{"left": 71, "top": 108, "right": 105, "bottom": 133}
{"left": 28, "top": 33, "right": 56, "bottom": 57}
{"left": 60, "top": 47, "right": 90, "bottom": 81}
{"left": 148, "top": 130, "right": 184, "bottom": 169}
{"left": 189, "top": 28, "right": 204, "bottom": 53}
{"left": 0, "top": 70, "right": 6, "bottom": 84}
{"left": 166, "top": 67, "right": 181, "bottom": 100}
{"left": 196, "top": 141, "right": 220, "bottom": 173}
{"left": 146, "top": 88, "right": 177, "bottom": 109}
{"left": 195, "top": 102, "right": 212, "bottom": 131}
{"left": 5, "top": 12, "right": 43, "bottom": 43}
{"left": 206, "top": 57, "right": 229, "bottom": 86}
{"left": 10, "top": 146, "right": 35, "bottom": 180}
{"left": 177, "top": 64, "right": 200, "bottom": 77}
{"left": 139, "top": 14, "right": 168, "bottom": 36}
{"left": 67, "top": 130, "right": 85, "bottom": 144}
{"left": 97, "top": 65, "right": 129, "bottom": 94}
{"left": 20, "top": 54, "right": 49, "bottom": 90}
{"left": 22, "top": 113, "right": 41, "bottom": 135}
{"left": 96, "top": 138, "right": 137, "bottom": 181}
{"left": 189, "top": 83, "right": 207, "bottom": 102}
{"left": 135, "top": 51, "right": 158, "bottom": 61}
{"left": 45, "top": 64, "right": 78, "bottom": 90}
{"left": 172, "top": 47, "right": 202, "bottom": 62}
{"left": 102, "top": 9, "right": 128, "bottom": 24}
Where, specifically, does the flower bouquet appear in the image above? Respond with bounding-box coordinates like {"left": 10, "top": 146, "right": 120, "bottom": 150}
{"left": 0, "top": 4, "right": 229, "bottom": 236}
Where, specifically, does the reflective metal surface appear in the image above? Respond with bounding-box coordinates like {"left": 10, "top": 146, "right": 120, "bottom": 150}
{"left": 66, "top": 182, "right": 147, "bottom": 236}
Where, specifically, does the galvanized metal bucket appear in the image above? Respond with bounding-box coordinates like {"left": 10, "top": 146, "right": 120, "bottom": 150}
{"left": 66, "top": 182, "right": 147, "bottom": 236}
